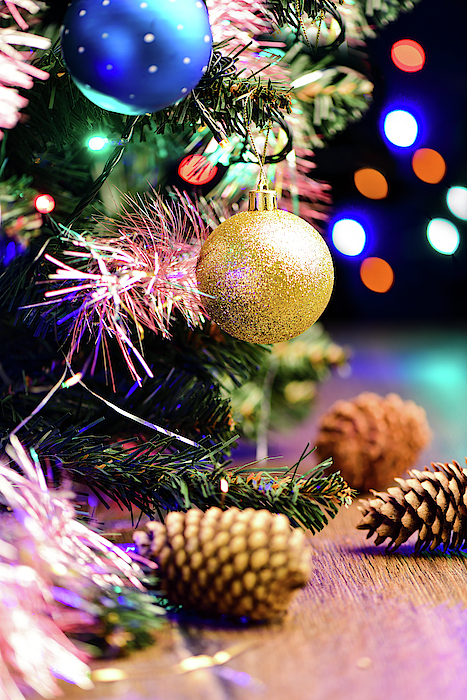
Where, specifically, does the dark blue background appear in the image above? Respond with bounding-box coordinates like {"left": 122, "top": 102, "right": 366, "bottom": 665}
{"left": 316, "top": 0, "right": 467, "bottom": 323}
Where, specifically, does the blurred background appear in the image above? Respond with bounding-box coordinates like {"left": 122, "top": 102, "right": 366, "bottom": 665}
{"left": 318, "top": 0, "right": 467, "bottom": 323}
{"left": 233, "top": 0, "right": 467, "bottom": 474}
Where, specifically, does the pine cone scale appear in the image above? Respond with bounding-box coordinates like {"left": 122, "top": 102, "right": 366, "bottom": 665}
{"left": 357, "top": 460, "right": 467, "bottom": 552}
{"left": 136, "top": 506, "right": 311, "bottom": 620}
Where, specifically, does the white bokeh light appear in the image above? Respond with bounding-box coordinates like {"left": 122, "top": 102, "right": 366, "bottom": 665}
{"left": 331, "top": 219, "right": 366, "bottom": 256}
{"left": 383, "top": 110, "right": 418, "bottom": 147}
{"left": 446, "top": 186, "right": 467, "bottom": 221}
{"left": 426, "top": 218, "right": 460, "bottom": 255}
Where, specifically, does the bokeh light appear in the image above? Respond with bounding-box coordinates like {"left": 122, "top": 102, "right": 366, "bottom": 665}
{"left": 331, "top": 219, "right": 366, "bottom": 256}
{"left": 383, "top": 110, "right": 418, "bottom": 147}
{"left": 34, "top": 194, "right": 55, "bottom": 214}
{"left": 412, "top": 148, "right": 446, "bottom": 183}
{"left": 447, "top": 186, "right": 467, "bottom": 220}
{"left": 426, "top": 218, "right": 460, "bottom": 255}
{"left": 88, "top": 136, "right": 108, "bottom": 151}
{"left": 391, "top": 39, "right": 425, "bottom": 72}
{"left": 92, "top": 669, "right": 128, "bottom": 682}
{"left": 360, "top": 257, "right": 395, "bottom": 293}
{"left": 178, "top": 154, "right": 218, "bottom": 186}
{"left": 354, "top": 168, "right": 388, "bottom": 199}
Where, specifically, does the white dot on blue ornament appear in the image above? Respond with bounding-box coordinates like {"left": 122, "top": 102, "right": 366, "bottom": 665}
{"left": 140, "top": 2, "right": 148, "bottom": 6}
{"left": 129, "top": 94, "right": 135, "bottom": 99}
{"left": 64, "top": 28, "right": 69, "bottom": 34}
{"left": 148, "top": 65, "right": 158, "bottom": 73}
{"left": 177, "top": 24, "right": 183, "bottom": 30}
{"left": 181, "top": 87, "right": 187, "bottom": 93}
{"left": 196, "top": 1, "right": 202, "bottom": 6}
{"left": 79, "top": 9, "right": 86, "bottom": 16}
{"left": 183, "top": 57, "right": 191, "bottom": 64}
{"left": 102, "top": 0, "right": 110, "bottom": 5}
{"left": 143, "top": 33, "right": 155, "bottom": 43}
{"left": 78, "top": 46, "right": 85, "bottom": 53}
{"left": 204, "top": 35, "right": 210, "bottom": 42}
{"left": 106, "top": 64, "right": 113, "bottom": 70}
{"left": 102, "top": 32, "right": 108, "bottom": 38}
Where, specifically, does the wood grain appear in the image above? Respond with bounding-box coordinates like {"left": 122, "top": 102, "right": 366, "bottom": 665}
{"left": 58, "top": 502, "right": 467, "bottom": 700}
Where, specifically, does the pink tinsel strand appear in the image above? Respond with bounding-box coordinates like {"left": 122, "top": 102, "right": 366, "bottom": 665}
{"left": 0, "top": 435, "right": 161, "bottom": 698}
{"left": 207, "top": 0, "right": 289, "bottom": 83}
{"left": 40, "top": 191, "right": 209, "bottom": 383}
{"left": 0, "top": 0, "right": 50, "bottom": 139}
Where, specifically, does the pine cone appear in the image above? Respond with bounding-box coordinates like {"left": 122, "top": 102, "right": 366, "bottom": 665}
{"left": 357, "top": 460, "right": 467, "bottom": 552}
{"left": 315, "top": 392, "right": 431, "bottom": 492}
{"left": 134, "top": 507, "right": 311, "bottom": 621}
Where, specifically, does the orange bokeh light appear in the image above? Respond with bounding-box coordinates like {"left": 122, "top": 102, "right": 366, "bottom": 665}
{"left": 391, "top": 39, "right": 425, "bottom": 72}
{"left": 354, "top": 168, "right": 389, "bottom": 200}
{"left": 412, "top": 148, "right": 446, "bottom": 184}
{"left": 360, "top": 257, "right": 394, "bottom": 293}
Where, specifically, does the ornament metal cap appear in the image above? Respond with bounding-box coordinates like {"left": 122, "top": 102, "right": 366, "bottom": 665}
{"left": 248, "top": 180, "right": 277, "bottom": 212}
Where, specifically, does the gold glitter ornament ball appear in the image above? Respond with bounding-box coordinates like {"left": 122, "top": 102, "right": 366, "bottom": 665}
{"left": 196, "top": 189, "right": 334, "bottom": 344}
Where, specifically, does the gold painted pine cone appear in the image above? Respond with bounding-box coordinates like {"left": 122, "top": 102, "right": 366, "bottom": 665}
{"left": 357, "top": 460, "right": 467, "bottom": 552}
{"left": 315, "top": 392, "right": 431, "bottom": 492}
{"left": 134, "top": 507, "right": 311, "bottom": 621}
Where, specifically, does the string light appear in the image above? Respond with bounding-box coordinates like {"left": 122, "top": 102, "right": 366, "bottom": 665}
{"left": 178, "top": 154, "right": 218, "bottom": 185}
{"left": 412, "top": 148, "right": 446, "bottom": 184}
{"left": 88, "top": 136, "right": 109, "bottom": 151}
{"left": 383, "top": 110, "right": 418, "bottom": 147}
{"left": 331, "top": 219, "right": 366, "bottom": 256}
{"left": 391, "top": 39, "right": 425, "bottom": 72}
{"left": 426, "top": 218, "right": 460, "bottom": 255}
{"left": 446, "top": 186, "right": 467, "bottom": 220}
{"left": 34, "top": 194, "right": 55, "bottom": 213}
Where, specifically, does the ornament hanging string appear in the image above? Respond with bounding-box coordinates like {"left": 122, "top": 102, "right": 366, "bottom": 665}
{"left": 242, "top": 95, "right": 272, "bottom": 188}
{"left": 293, "top": 1, "right": 345, "bottom": 53}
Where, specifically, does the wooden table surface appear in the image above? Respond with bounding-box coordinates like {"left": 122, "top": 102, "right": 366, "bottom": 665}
{"left": 59, "top": 501, "right": 467, "bottom": 700}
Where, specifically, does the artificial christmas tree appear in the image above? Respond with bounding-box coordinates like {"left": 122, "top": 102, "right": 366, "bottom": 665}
{"left": 0, "top": 0, "right": 429, "bottom": 695}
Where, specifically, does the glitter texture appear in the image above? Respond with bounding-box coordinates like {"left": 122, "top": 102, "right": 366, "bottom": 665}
{"left": 196, "top": 209, "right": 334, "bottom": 344}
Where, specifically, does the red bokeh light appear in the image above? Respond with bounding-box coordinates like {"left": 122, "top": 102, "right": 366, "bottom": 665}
{"left": 34, "top": 194, "right": 56, "bottom": 214}
{"left": 391, "top": 39, "right": 425, "bottom": 72}
{"left": 178, "top": 155, "right": 218, "bottom": 186}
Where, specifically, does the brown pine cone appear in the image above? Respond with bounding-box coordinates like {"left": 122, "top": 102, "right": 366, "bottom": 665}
{"left": 357, "top": 460, "right": 467, "bottom": 552}
{"left": 315, "top": 392, "right": 431, "bottom": 492}
{"left": 134, "top": 507, "right": 311, "bottom": 621}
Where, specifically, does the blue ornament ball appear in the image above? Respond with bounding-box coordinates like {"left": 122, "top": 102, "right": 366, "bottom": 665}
{"left": 60, "top": 0, "right": 213, "bottom": 115}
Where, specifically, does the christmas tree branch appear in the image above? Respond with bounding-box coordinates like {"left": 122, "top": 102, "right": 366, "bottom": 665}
{"left": 0, "top": 412, "right": 353, "bottom": 531}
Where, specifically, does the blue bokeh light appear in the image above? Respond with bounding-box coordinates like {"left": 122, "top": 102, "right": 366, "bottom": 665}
{"left": 331, "top": 219, "right": 367, "bottom": 256}
{"left": 383, "top": 109, "right": 419, "bottom": 147}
